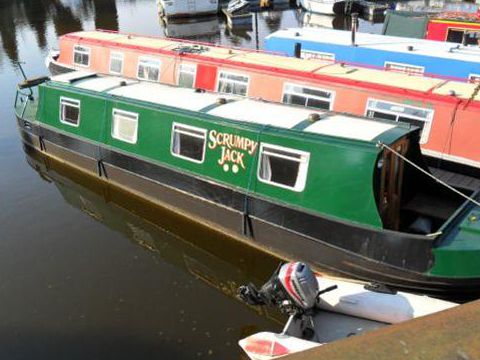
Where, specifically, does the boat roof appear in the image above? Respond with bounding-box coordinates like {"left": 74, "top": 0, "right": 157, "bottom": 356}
{"left": 50, "top": 72, "right": 411, "bottom": 144}
{"left": 62, "top": 30, "right": 480, "bottom": 103}
{"left": 266, "top": 27, "right": 480, "bottom": 64}
{"left": 433, "top": 11, "right": 480, "bottom": 23}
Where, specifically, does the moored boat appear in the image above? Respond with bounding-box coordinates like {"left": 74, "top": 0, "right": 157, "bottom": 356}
{"left": 14, "top": 71, "right": 480, "bottom": 296}
{"left": 46, "top": 30, "right": 480, "bottom": 178}
{"left": 298, "top": 0, "right": 363, "bottom": 16}
{"left": 157, "top": 0, "right": 219, "bottom": 18}
{"left": 383, "top": 10, "right": 480, "bottom": 43}
{"left": 237, "top": 262, "right": 457, "bottom": 359}
{"left": 264, "top": 27, "right": 480, "bottom": 81}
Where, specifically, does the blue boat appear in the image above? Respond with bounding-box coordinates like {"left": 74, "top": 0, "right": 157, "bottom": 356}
{"left": 264, "top": 27, "right": 480, "bottom": 81}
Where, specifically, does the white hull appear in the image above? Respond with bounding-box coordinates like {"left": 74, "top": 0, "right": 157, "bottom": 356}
{"left": 316, "top": 276, "right": 456, "bottom": 324}
{"left": 157, "top": 0, "right": 219, "bottom": 18}
{"left": 299, "top": 0, "right": 338, "bottom": 15}
{"left": 163, "top": 17, "right": 220, "bottom": 38}
{"left": 239, "top": 275, "right": 457, "bottom": 360}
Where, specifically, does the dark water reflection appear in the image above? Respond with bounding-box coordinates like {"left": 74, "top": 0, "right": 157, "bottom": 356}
{"left": 0, "top": 0, "right": 383, "bottom": 358}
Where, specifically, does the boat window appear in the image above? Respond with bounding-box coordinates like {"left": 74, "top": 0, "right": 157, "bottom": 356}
{"left": 137, "top": 57, "right": 161, "bottom": 82}
{"left": 178, "top": 63, "right": 197, "bottom": 88}
{"left": 300, "top": 50, "right": 335, "bottom": 62}
{"left": 447, "top": 29, "right": 465, "bottom": 43}
{"left": 171, "top": 123, "right": 207, "bottom": 163}
{"left": 258, "top": 144, "right": 310, "bottom": 192}
{"left": 384, "top": 61, "right": 424, "bottom": 76}
{"left": 73, "top": 45, "right": 90, "bottom": 67}
{"left": 217, "top": 71, "right": 249, "bottom": 96}
{"left": 365, "top": 99, "right": 434, "bottom": 144}
{"left": 282, "top": 83, "right": 334, "bottom": 110}
{"left": 111, "top": 109, "right": 138, "bottom": 144}
{"left": 109, "top": 52, "right": 124, "bottom": 75}
{"left": 60, "top": 97, "right": 80, "bottom": 127}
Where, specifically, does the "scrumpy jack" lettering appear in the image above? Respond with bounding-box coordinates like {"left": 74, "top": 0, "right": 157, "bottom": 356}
{"left": 208, "top": 130, "right": 258, "bottom": 173}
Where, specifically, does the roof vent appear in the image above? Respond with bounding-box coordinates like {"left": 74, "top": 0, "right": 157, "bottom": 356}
{"left": 217, "top": 97, "right": 227, "bottom": 105}
{"left": 308, "top": 113, "right": 321, "bottom": 122}
{"left": 407, "top": 45, "right": 414, "bottom": 51}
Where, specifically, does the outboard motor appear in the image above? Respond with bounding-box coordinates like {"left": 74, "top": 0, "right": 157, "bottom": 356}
{"left": 238, "top": 262, "right": 337, "bottom": 341}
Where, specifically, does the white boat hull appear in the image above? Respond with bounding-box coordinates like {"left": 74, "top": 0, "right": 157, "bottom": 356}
{"left": 239, "top": 274, "right": 457, "bottom": 360}
{"left": 299, "top": 0, "right": 338, "bottom": 15}
{"left": 316, "top": 276, "right": 456, "bottom": 324}
{"left": 157, "top": 0, "right": 219, "bottom": 18}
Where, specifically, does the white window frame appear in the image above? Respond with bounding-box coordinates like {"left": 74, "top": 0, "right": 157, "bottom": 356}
{"left": 281, "top": 82, "right": 335, "bottom": 111}
{"left": 170, "top": 122, "right": 207, "bottom": 164}
{"left": 111, "top": 109, "right": 139, "bottom": 144}
{"left": 59, "top": 97, "right": 81, "bottom": 127}
{"left": 73, "top": 45, "right": 90, "bottom": 68}
{"left": 300, "top": 50, "right": 335, "bottom": 62}
{"left": 137, "top": 56, "right": 161, "bottom": 82}
{"left": 257, "top": 143, "right": 310, "bottom": 192}
{"left": 216, "top": 70, "right": 250, "bottom": 96}
{"left": 109, "top": 51, "right": 124, "bottom": 75}
{"left": 365, "top": 98, "right": 434, "bottom": 144}
{"left": 177, "top": 63, "right": 197, "bottom": 88}
{"left": 384, "top": 61, "right": 425, "bottom": 76}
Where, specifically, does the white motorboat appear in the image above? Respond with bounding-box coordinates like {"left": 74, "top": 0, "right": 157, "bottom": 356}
{"left": 298, "top": 0, "right": 363, "bottom": 15}
{"left": 157, "top": 0, "right": 219, "bottom": 18}
{"left": 238, "top": 262, "right": 457, "bottom": 360}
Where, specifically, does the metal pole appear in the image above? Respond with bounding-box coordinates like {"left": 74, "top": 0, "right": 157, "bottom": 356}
{"left": 351, "top": 13, "right": 358, "bottom": 46}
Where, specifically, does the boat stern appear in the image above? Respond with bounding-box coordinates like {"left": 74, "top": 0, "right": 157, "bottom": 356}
{"left": 430, "top": 195, "right": 480, "bottom": 279}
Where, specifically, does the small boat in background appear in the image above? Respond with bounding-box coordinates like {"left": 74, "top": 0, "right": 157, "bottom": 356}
{"left": 162, "top": 16, "right": 220, "bottom": 39}
{"left": 297, "top": 0, "right": 363, "bottom": 15}
{"left": 383, "top": 10, "right": 480, "bottom": 43}
{"left": 238, "top": 262, "right": 457, "bottom": 359}
{"left": 157, "top": 0, "right": 219, "bottom": 18}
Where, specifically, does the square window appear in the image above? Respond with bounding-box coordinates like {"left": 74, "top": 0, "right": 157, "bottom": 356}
{"left": 217, "top": 71, "right": 249, "bottom": 96}
{"left": 60, "top": 97, "right": 80, "bottom": 127}
{"left": 73, "top": 45, "right": 90, "bottom": 67}
{"left": 112, "top": 109, "right": 139, "bottom": 144}
{"left": 171, "top": 123, "right": 206, "bottom": 163}
{"left": 178, "top": 63, "right": 197, "bottom": 88}
{"left": 110, "top": 52, "right": 124, "bottom": 75}
{"left": 258, "top": 144, "right": 309, "bottom": 192}
{"left": 137, "top": 58, "right": 161, "bottom": 82}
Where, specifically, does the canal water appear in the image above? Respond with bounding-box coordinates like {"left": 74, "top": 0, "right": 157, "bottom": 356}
{"left": 0, "top": 0, "right": 388, "bottom": 358}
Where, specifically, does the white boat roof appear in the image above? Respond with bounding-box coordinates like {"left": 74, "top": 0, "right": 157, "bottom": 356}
{"left": 109, "top": 82, "right": 238, "bottom": 112}
{"left": 267, "top": 28, "right": 480, "bottom": 63}
{"left": 305, "top": 115, "right": 396, "bottom": 141}
{"left": 208, "top": 99, "right": 315, "bottom": 128}
{"left": 49, "top": 72, "right": 408, "bottom": 143}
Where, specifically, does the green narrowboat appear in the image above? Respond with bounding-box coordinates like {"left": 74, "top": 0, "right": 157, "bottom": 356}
{"left": 15, "top": 71, "right": 480, "bottom": 297}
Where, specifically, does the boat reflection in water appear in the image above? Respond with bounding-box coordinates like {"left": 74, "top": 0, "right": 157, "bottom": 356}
{"left": 161, "top": 16, "right": 221, "bottom": 39}
{"left": 23, "top": 144, "right": 285, "bottom": 331}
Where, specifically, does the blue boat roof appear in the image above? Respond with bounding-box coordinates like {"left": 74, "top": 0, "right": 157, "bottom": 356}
{"left": 266, "top": 27, "right": 480, "bottom": 64}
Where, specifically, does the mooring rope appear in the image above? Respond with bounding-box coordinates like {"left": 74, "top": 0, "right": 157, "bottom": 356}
{"left": 377, "top": 141, "right": 480, "bottom": 208}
